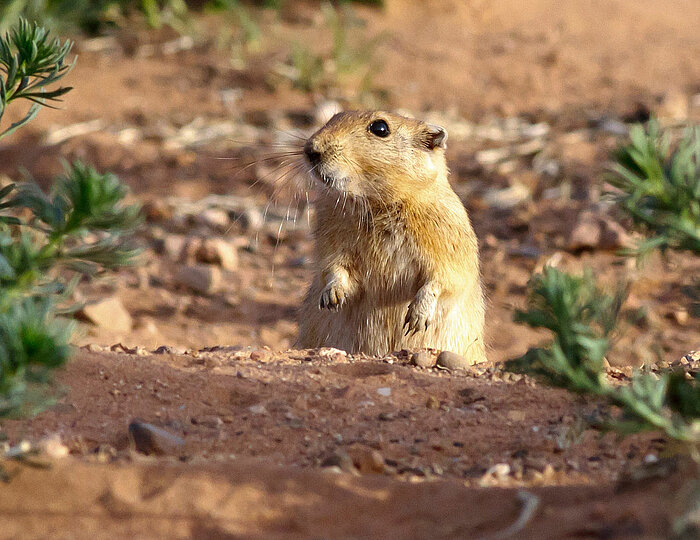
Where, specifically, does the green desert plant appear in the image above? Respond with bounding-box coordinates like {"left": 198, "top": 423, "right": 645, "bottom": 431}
{"left": 509, "top": 121, "right": 700, "bottom": 536}
{"left": 609, "top": 121, "right": 700, "bottom": 256}
{"left": 0, "top": 18, "right": 74, "bottom": 140}
{"left": 1, "top": 1, "right": 385, "bottom": 34}
{"left": 0, "top": 19, "right": 141, "bottom": 418}
{"left": 507, "top": 266, "right": 698, "bottom": 445}
{"left": 506, "top": 267, "right": 625, "bottom": 394}
{"left": 508, "top": 264, "right": 699, "bottom": 537}
{"left": 0, "top": 162, "right": 141, "bottom": 417}
{"left": 0, "top": 0, "right": 193, "bottom": 34}
{"left": 509, "top": 120, "right": 700, "bottom": 448}
{"left": 0, "top": 296, "right": 73, "bottom": 417}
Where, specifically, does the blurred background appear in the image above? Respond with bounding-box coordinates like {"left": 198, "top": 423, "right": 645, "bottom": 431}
{"left": 0, "top": 0, "right": 698, "bottom": 364}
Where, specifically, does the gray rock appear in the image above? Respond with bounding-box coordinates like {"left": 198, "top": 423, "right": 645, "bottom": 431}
{"left": 599, "top": 118, "right": 628, "bottom": 136}
{"left": 568, "top": 211, "right": 630, "bottom": 251}
{"left": 195, "top": 238, "right": 238, "bottom": 271}
{"left": 80, "top": 297, "right": 132, "bottom": 333}
{"left": 241, "top": 207, "right": 264, "bottom": 232}
{"left": 196, "top": 208, "right": 230, "bottom": 231}
{"left": 483, "top": 183, "right": 530, "bottom": 209}
{"left": 175, "top": 264, "right": 222, "bottom": 294}
{"left": 567, "top": 211, "right": 601, "bottom": 250}
{"left": 320, "top": 450, "right": 357, "bottom": 473}
{"left": 128, "top": 420, "right": 184, "bottom": 456}
{"left": 161, "top": 234, "right": 188, "bottom": 260}
{"left": 436, "top": 350, "right": 469, "bottom": 370}
{"left": 411, "top": 351, "right": 435, "bottom": 368}
{"left": 153, "top": 345, "right": 186, "bottom": 355}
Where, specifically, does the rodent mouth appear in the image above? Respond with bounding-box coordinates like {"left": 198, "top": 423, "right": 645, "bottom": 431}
{"left": 308, "top": 164, "right": 343, "bottom": 190}
{"left": 317, "top": 172, "right": 335, "bottom": 187}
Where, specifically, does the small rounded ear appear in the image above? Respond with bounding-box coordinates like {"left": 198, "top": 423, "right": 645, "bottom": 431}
{"left": 424, "top": 124, "right": 448, "bottom": 150}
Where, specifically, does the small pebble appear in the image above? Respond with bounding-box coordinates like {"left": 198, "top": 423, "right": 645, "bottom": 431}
{"left": 320, "top": 450, "right": 357, "bottom": 474}
{"left": 349, "top": 447, "right": 386, "bottom": 474}
{"left": 426, "top": 396, "right": 440, "bottom": 409}
{"left": 191, "top": 416, "right": 223, "bottom": 429}
{"left": 436, "top": 351, "right": 469, "bottom": 370}
{"left": 175, "top": 264, "right": 222, "bottom": 294}
{"left": 153, "top": 345, "right": 186, "bottom": 355}
{"left": 39, "top": 435, "right": 69, "bottom": 459}
{"left": 486, "top": 463, "right": 511, "bottom": 477}
{"left": 128, "top": 420, "right": 184, "bottom": 456}
{"left": 249, "top": 404, "right": 267, "bottom": 415}
{"left": 411, "top": 351, "right": 435, "bottom": 368}
{"left": 250, "top": 350, "right": 271, "bottom": 362}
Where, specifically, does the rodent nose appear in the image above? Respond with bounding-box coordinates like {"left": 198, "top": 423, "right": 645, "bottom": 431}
{"left": 304, "top": 140, "right": 322, "bottom": 166}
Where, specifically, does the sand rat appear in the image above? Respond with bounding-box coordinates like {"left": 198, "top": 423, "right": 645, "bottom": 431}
{"left": 297, "top": 111, "right": 485, "bottom": 366}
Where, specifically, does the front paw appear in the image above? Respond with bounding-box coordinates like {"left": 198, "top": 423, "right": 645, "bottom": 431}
{"left": 319, "top": 282, "right": 347, "bottom": 310}
{"left": 403, "top": 295, "right": 436, "bottom": 336}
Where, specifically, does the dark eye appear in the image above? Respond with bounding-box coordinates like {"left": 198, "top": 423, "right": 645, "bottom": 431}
{"left": 368, "top": 119, "right": 390, "bottom": 138}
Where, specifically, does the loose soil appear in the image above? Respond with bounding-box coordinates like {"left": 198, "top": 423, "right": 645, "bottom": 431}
{"left": 0, "top": 1, "right": 699, "bottom": 538}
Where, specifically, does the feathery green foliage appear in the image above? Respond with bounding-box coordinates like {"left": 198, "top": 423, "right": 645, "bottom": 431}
{"left": 507, "top": 266, "right": 699, "bottom": 445}
{"left": 508, "top": 120, "right": 700, "bottom": 450}
{"left": 508, "top": 120, "right": 700, "bottom": 537}
{"left": 609, "top": 121, "right": 700, "bottom": 255}
{"left": 0, "top": 0, "right": 190, "bottom": 34}
{"left": 507, "top": 267, "right": 624, "bottom": 394}
{"left": 0, "top": 162, "right": 141, "bottom": 417}
{"left": 0, "top": 1, "right": 385, "bottom": 34}
{"left": 0, "top": 19, "right": 140, "bottom": 419}
{"left": 0, "top": 18, "right": 74, "bottom": 139}
{"left": 0, "top": 297, "right": 73, "bottom": 417}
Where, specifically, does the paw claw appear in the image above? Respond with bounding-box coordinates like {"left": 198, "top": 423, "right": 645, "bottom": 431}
{"left": 403, "top": 297, "right": 435, "bottom": 337}
{"left": 319, "top": 282, "right": 346, "bottom": 311}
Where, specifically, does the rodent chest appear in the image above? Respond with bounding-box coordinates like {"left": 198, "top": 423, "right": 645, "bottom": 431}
{"left": 346, "top": 233, "right": 422, "bottom": 298}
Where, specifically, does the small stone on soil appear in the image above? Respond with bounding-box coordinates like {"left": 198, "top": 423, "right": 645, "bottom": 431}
{"left": 79, "top": 297, "right": 132, "bottom": 333}
{"left": 567, "top": 211, "right": 630, "bottom": 251}
{"left": 196, "top": 208, "right": 230, "bottom": 230}
{"left": 190, "top": 416, "right": 223, "bottom": 429}
{"left": 250, "top": 349, "right": 272, "bottom": 362}
{"left": 39, "top": 435, "right": 69, "bottom": 459}
{"left": 348, "top": 447, "right": 386, "bottom": 474}
{"left": 160, "top": 234, "right": 188, "bottom": 260}
{"left": 320, "top": 450, "right": 357, "bottom": 474}
{"left": 175, "top": 264, "right": 222, "bottom": 294}
{"left": 411, "top": 351, "right": 435, "bottom": 368}
{"left": 195, "top": 238, "right": 238, "bottom": 271}
{"left": 426, "top": 396, "right": 440, "bottom": 409}
{"left": 153, "top": 345, "right": 186, "bottom": 355}
{"left": 479, "top": 463, "right": 512, "bottom": 486}
{"left": 436, "top": 351, "right": 469, "bottom": 370}
{"left": 248, "top": 404, "right": 267, "bottom": 415}
{"left": 507, "top": 410, "right": 526, "bottom": 422}
{"left": 128, "top": 420, "right": 184, "bottom": 456}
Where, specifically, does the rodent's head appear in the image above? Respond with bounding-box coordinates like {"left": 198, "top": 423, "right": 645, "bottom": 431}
{"left": 303, "top": 111, "right": 449, "bottom": 201}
